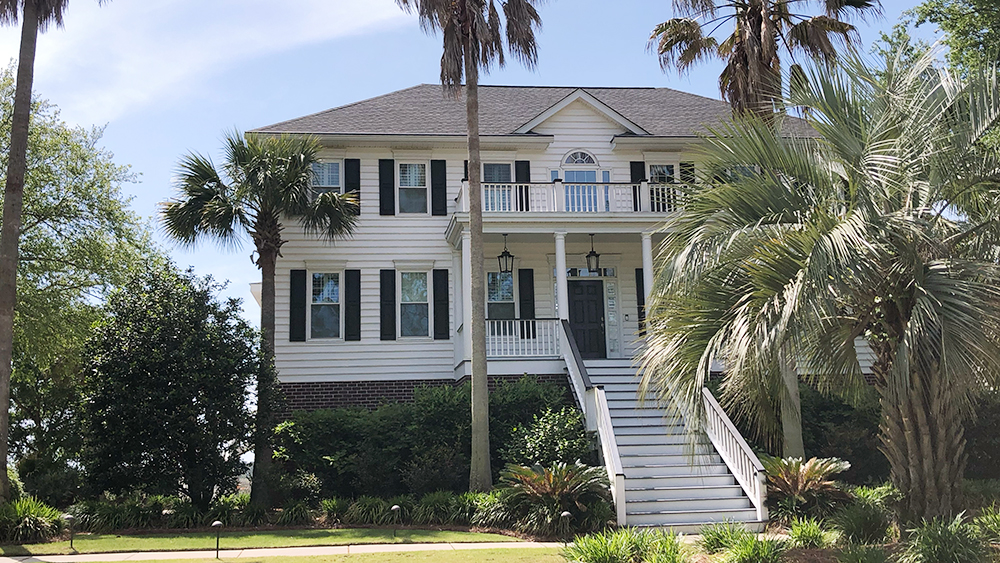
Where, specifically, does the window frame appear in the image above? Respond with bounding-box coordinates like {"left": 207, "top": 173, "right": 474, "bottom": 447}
{"left": 398, "top": 269, "right": 432, "bottom": 338}
{"left": 397, "top": 161, "right": 430, "bottom": 214}
{"left": 308, "top": 270, "right": 343, "bottom": 340}
{"left": 486, "top": 270, "right": 517, "bottom": 320}
{"left": 311, "top": 160, "right": 343, "bottom": 196}
{"left": 482, "top": 162, "right": 514, "bottom": 184}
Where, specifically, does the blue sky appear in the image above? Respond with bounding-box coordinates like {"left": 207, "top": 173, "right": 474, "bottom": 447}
{"left": 0, "top": 0, "right": 936, "bottom": 325}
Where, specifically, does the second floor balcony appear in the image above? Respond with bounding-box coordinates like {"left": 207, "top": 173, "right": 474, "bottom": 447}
{"left": 456, "top": 180, "right": 684, "bottom": 215}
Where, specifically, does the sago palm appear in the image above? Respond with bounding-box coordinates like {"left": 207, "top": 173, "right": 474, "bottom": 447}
{"left": 640, "top": 48, "right": 1000, "bottom": 520}
{"left": 649, "top": 0, "right": 881, "bottom": 116}
{"left": 396, "top": 0, "right": 542, "bottom": 491}
{"left": 160, "top": 131, "right": 358, "bottom": 508}
{"left": 0, "top": 0, "right": 108, "bottom": 502}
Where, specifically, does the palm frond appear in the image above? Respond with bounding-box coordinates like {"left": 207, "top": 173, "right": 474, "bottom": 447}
{"left": 649, "top": 18, "right": 720, "bottom": 74}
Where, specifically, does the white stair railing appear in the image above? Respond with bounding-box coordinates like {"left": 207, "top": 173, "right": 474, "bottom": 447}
{"left": 702, "top": 388, "right": 768, "bottom": 522}
{"left": 559, "top": 320, "right": 627, "bottom": 525}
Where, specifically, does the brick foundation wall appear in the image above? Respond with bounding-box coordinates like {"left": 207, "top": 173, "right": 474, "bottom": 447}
{"left": 280, "top": 373, "right": 570, "bottom": 413}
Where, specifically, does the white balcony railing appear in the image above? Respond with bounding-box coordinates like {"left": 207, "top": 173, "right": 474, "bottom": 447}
{"left": 463, "top": 181, "right": 683, "bottom": 213}
{"left": 485, "top": 318, "right": 561, "bottom": 358}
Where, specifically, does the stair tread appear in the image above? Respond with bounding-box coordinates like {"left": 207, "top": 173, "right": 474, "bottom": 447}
{"left": 626, "top": 497, "right": 748, "bottom": 504}
{"left": 626, "top": 484, "right": 743, "bottom": 491}
{"left": 626, "top": 507, "right": 758, "bottom": 516}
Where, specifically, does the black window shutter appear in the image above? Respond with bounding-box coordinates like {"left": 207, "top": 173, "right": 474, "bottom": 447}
{"left": 344, "top": 269, "right": 361, "bottom": 341}
{"left": 518, "top": 268, "right": 535, "bottom": 319}
{"left": 379, "top": 159, "right": 395, "bottom": 216}
{"left": 344, "top": 158, "right": 361, "bottom": 216}
{"left": 635, "top": 268, "right": 646, "bottom": 335}
{"left": 515, "top": 160, "right": 531, "bottom": 211}
{"left": 289, "top": 269, "right": 307, "bottom": 342}
{"left": 630, "top": 161, "right": 646, "bottom": 183}
{"left": 380, "top": 269, "right": 396, "bottom": 340}
{"left": 433, "top": 269, "right": 449, "bottom": 340}
{"left": 431, "top": 160, "right": 447, "bottom": 216}
{"left": 463, "top": 160, "right": 469, "bottom": 181}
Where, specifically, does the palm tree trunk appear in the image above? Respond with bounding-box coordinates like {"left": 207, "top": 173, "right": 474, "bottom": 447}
{"left": 0, "top": 0, "right": 40, "bottom": 503}
{"left": 879, "top": 362, "right": 966, "bottom": 521}
{"left": 465, "top": 31, "right": 492, "bottom": 493}
{"left": 779, "top": 349, "right": 804, "bottom": 458}
{"left": 250, "top": 244, "right": 278, "bottom": 508}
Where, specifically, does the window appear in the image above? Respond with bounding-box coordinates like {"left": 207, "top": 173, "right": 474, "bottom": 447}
{"left": 487, "top": 271, "right": 515, "bottom": 319}
{"left": 400, "top": 271, "right": 429, "bottom": 336}
{"left": 565, "top": 151, "right": 596, "bottom": 165}
{"left": 483, "top": 163, "right": 512, "bottom": 183}
{"left": 649, "top": 164, "right": 675, "bottom": 184}
{"left": 311, "top": 162, "right": 341, "bottom": 195}
{"left": 564, "top": 170, "right": 597, "bottom": 183}
{"left": 311, "top": 273, "right": 340, "bottom": 338}
{"left": 398, "top": 163, "right": 427, "bottom": 213}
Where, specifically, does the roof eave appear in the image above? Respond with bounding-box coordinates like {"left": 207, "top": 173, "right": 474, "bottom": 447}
{"left": 248, "top": 132, "right": 556, "bottom": 150}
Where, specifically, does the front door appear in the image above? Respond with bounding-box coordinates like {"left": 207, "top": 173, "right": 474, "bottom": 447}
{"left": 568, "top": 280, "right": 606, "bottom": 359}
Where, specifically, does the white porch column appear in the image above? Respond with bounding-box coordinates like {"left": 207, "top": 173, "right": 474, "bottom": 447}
{"left": 461, "top": 230, "right": 473, "bottom": 358}
{"left": 641, "top": 232, "right": 654, "bottom": 302}
{"left": 555, "top": 231, "right": 569, "bottom": 320}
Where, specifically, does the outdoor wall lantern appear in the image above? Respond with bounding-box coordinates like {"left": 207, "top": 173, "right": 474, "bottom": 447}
{"left": 586, "top": 234, "right": 600, "bottom": 271}
{"left": 497, "top": 234, "right": 515, "bottom": 274}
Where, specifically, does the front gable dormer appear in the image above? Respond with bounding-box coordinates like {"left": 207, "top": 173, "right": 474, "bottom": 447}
{"left": 513, "top": 89, "right": 648, "bottom": 136}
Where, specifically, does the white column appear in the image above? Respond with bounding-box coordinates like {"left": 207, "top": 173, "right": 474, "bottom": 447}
{"left": 641, "top": 232, "right": 654, "bottom": 302}
{"left": 555, "top": 231, "right": 569, "bottom": 320}
{"left": 461, "top": 230, "right": 473, "bottom": 359}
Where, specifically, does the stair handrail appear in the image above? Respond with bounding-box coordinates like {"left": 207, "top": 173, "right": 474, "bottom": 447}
{"left": 559, "top": 320, "right": 626, "bottom": 525}
{"left": 702, "top": 387, "right": 768, "bottom": 522}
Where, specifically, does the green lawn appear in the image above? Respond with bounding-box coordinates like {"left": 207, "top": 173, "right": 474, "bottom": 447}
{"left": 0, "top": 528, "right": 521, "bottom": 556}
{"left": 90, "top": 549, "right": 564, "bottom": 563}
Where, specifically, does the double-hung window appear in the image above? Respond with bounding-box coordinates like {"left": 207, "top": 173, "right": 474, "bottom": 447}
{"left": 311, "top": 272, "right": 340, "bottom": 338}
{"left": 398, "top": 163, "right": 428, "bottom": 213}
{"left": 487, "top": 271, "right": 515, "bottom": 319}
{"left": 400, "top": 271, "right": 429, "bottom": 337}
{"left": 311, "top": 162, "right": 341, "bottom": 195}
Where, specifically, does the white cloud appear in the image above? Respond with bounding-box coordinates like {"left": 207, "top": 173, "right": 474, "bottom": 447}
{"left": 0, "top": 0, "right": 412, "bottom": 124}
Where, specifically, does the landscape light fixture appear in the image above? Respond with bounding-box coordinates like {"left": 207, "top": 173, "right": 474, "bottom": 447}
{"left": 391, "top": 505, "right": 401, "bottom": 539}
{"left": 62, "top": 514, "right": 75, "bottom": 550}
{"left": 586, "top": 234, "right": 600, "bottom": 271}
{"left": 560, "top": 511, "right": 573, "bottom": 547}
{"left": 212, "top": 521, "right": 223, "bottom": 558}
{"left": 497, "top": 234, "right": 515, "bottom": 274}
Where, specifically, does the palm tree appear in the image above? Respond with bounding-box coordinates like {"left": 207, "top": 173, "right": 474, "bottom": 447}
{"left": 0, "top": 0, "right": 108, "bottom": 502}
{"left": 640, "top": 49, "right": 1000, "bottom": 520}
{"left": 649, "top": 0, "right": 881, "bottom": 116}
{"left": 395, "top": 0, "right": 542, "bottom": 491}
{"left": 160, "top": 132, "right": 358, "bottom": 508}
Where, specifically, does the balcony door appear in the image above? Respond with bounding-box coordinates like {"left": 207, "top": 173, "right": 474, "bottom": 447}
{"left": 568, "top": 280, "right": 606, "bottom": 359}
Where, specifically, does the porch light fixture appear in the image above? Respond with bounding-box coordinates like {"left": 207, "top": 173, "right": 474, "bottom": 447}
{"left": 497, "top": 234, "right": 515, "bottom": 274}
{"left": 586, "top": 234, "right": 600, "bottom": 271}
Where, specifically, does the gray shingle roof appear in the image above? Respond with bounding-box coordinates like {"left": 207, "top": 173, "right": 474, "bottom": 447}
{"left": 252, "top": 84, "right": 815, "bottom": 138}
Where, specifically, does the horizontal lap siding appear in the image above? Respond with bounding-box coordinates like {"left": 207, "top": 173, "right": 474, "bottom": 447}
{"left": 275, "top": 153, "right": 464, "bottom": 382}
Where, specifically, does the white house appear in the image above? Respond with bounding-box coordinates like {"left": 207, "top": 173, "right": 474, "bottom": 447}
{"left": 248, "top": 84, "right": 802, "bottom": 530}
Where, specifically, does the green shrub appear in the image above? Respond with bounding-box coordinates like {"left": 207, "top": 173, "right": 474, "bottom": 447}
{"left": 899, "top": 515, "right": 989, "bottom": 563}
{"left": 165, "top": 500, "right": 203, "bottom": 529}
{"left": 789, "top": 517, "right": 832, "bottom": 548}
{"left": 561, "top": 528, "right": 689, "bottom": 563}
{"left": 973, "top": 504, "right": 1000, "bottom": 542}
{"left": 470, "top": 490, "right": 510, "bottom": 529}
{"left": 0, "top": 496, "right": 63, "bottom": 544}
{"left": 963, "top": 479, "right": 1000, "bottom": 511}
{"left": 851, "top": 484, "right": 900, "bottom": 512}
{"left": 275, "top": 500, "right": 313, "bottom": 526}
{"left": 241, "top": 504, "right": 269, "bottom": 527}
{"left": 320, "top": 497, "right": 349, "bottom": 526}
{"left": 506, "top": 407, "right": 592, "bottom": 467}
{"left": 6, "top": 467, "right": 22, "bottom": 502}
{"left": 277, "top": 470, "right": 322, "bottom": 506}
{"left": 721, "top": 536, "right": 785, "bottom": 563}
{"left": 499, "top": 462, "right": 613, "bottom": 537}
{"left": 833, "top": 502, "right": 891, "bottom": 545}
{"left": 699, "top": 521, "right": 752, "bottom": 554}
{"left": 345, "top": 496, "right": 389, "bottom": 526}
{"left": 799, "top": 385, "right": 889, "bottom": 484}
{"left": 450, "top": 492, "right": 479, "bottom": 526}
{"left": 413, "top": 491, "right": 458, "bottom": 525}
{"left": 761, "top": 456, "right": 853, "bottom": 522}
{"left": 400, "top": 446, "right": 469, "bottom": 495}
{"left": 836, "top": 544, "right": 889, "bottom": 563}
{"left": 206, "top": 492, "right": 249, "bottom": 526}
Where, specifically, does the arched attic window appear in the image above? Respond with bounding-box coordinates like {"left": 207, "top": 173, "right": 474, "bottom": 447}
{"left": 564, "top": 151, "right": 596, "bottom": 165}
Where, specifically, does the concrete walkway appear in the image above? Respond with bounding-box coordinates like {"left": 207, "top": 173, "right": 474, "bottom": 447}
{"left": 0, "top": 542, "right": 563, "bottom": 563}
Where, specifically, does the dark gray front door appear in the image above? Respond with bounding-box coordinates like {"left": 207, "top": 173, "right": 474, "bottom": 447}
{"left": 569, "top": 280, "right": 606, "bottom": 359}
